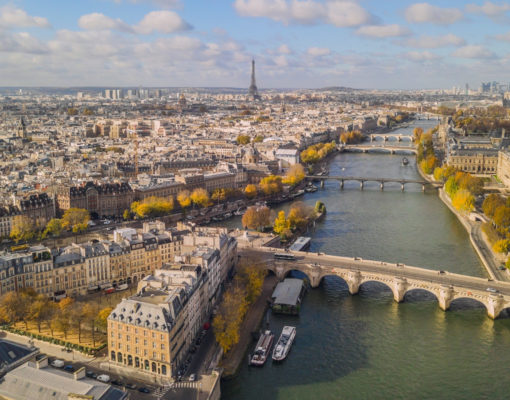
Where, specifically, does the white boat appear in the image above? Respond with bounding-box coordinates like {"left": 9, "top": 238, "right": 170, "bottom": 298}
{"left": 272, "top": 326, "right": 296, "bottom": 362}
{"left": 250, "top": 330, "right": 274, "bottom": 366}
{"left": 305, "top": 184, "right": 318, "bottom": 193}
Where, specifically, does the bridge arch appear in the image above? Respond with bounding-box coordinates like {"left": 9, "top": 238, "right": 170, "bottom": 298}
{"left": 316, "top": 273, "right": 350, "bottom": 291}
{"left": 402, "top": 288, "right": 439, "bottom": 303}
{"left": 449, "top": 296, "right": 488, "bottom": 313}
{"left": 358, "top": 279, "right": 395, "bottom": 299}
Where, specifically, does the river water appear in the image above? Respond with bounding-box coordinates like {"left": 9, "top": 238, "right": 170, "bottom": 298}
{"left": 221, "top": 120, "right": 510, "bottom": 400}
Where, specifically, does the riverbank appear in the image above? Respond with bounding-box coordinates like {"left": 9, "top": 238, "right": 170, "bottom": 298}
{"left": 220, "top": 274, "right": 278, "bottom": 378}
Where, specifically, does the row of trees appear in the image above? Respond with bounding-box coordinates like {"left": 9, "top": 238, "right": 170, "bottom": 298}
{"left": 438, "top": 168, "right": 482, "bottom": 214}
{"left": 11, "top": 208, "right": 91, "bottom": 243}
{"left": 481, "top": 194, "right": 510, "bottom": 253}
{"left": 414, "top": 127, "right": 439, "bottom": 174}
{"left": 273, "top": 202, "right": 316, "bottom": 240}
{"left": 300, "top": 141, "right": 336, "bottom": 164}
{"left": 0, "top": 289, "right": 111, "bottom": 346}
{"left": 212, "top": 264, "right": 266, "bottom": 354}
{"left": 451, "top": 106, "right": 510, "bottom": 134}
{"left": 236, "top": 134, "right": 264, "bottom": 145}
{"left": 340, "top": 130, "right": 363, "bottom": 144}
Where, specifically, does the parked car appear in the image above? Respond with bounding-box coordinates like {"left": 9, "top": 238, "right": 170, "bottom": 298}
{"left": 51, "top": 359, "right": 64, "bottom": 368}
{"left": 189, "top": 374, "right": 196, "bottom": 382}
{"left": 125, "top": 383, "right": 137, "bottom": 390}
{"left": 86, "top": 370, "right": 97, "bottom": 379}
{"left": 486, "top": 287, "right": 498, "bottom": 293}
{"left": 96, "top": 374, "right": 110, "bottom": 383}
{"left": 64, "top": 365, "right": 75, "bottom": 372}
{"left": 138, "top": 387, "right": 150, "bottom": 393}
{"left": 110, "top": 380, "right": 122, "bottom": 386}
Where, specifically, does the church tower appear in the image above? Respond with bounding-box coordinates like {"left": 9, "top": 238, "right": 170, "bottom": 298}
{"left": 16, "top": 117, "right": 27, "bottom": 138}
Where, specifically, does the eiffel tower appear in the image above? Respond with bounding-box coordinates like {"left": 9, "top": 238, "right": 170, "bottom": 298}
{"left": 248, "top": 59, "right": 261, "bottom": 100}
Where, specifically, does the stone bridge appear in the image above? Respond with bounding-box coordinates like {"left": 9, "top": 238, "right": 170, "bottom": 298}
{"left": 369, "top": 134, "right": 414, "bottom": 142}
{"left": 341, "top": 144, "right": 417, "bottom": 155}
{"left": 306, "top": 175, "right": 441, "bottom": 191}
{"left": 242, "top": 248, "right": 510, "bottom": 319}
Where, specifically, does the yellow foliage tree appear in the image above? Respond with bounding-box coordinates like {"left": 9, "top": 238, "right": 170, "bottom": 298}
{"left": 10, "top": 215, "right": 36, "bottom": 243}
{"left": 242, "top": 206, "right": 271, "bottom": 231}
{"left": 452, "top": 189, "right": 474, "bottom": 213}
{"left": 177, "top": 190, "right": 191, "bottom": 209}
{"left": 244, "top": 184, "right": 258, "bottom": 199}
{"left": 62, "top": 208, "right": 90, "bottom": 232}
{"left": 130, "top": 196, "right": 174, "bottom": 218}
{"left": 273, "top": 210, "right": 290, "bottom": 238}
{"left": 259, "top": 175, "right": 282, "bottom": 195}
{"left": 191, "top": 188, "right": 211, "bottom": 208}
{"left": 282, "top": 164, "right": 306, "bottom": 186}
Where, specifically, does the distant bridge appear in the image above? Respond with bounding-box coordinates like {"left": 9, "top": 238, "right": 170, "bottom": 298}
{"left": 341, "top": 144, "right": 417, "bottom": 155}
{"left": 369, "top": 133, "right": 414, "bottom": 142}
{"left": 241, "top": 247, "right": 510, "bottom": 319}
{"left": 306, "top": 175, "right": 441, "bottom": 191}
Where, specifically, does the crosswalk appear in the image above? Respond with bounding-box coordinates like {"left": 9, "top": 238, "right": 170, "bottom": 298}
{"left": 152, "top": 381, "right": 199, "bottom": 397}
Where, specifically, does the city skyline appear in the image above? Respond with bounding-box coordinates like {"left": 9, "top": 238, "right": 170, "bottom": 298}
{"left": 3, "top": 1, "right": 510, "bottom": 89}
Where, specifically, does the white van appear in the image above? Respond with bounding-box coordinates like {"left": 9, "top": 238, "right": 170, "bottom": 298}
{"left": 96, "top": 374, "right": 110, "bottom": 383}
{"left": 51, "top": 359, "right": 64, "bottom": 368}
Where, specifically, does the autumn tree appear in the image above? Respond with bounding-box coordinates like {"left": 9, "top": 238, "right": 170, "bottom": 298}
{"left": 211, "top": 188, "right": 226, "bottom": 204}
{"left": 29, "top": 295, "right": 52, "bottom": 333}
{"left": 62, "top": 208, "right": 90, "bottom": 233}
{"left": 123, "top": 209, "right": 131, "bottom": 220}
{"left": 340, "top": 130, "right": 363, "bottom": 144}
{"left": 244, "top": 184, "right": 258, "bottom": 199}
{"left": 493, "top": 239, "right": 510, "bottom": 253}
{"left": 95, "top": 307, "right": 113, "bottom": 334}
{"left": 483, "top": 194, "right": 505, "bottom": 219}
{"left": 253, "top": 135, "right": 264, "bottom": 143}
{"left": 259, "top": 175, "right": 283, "bottom": 195}
{"left": 452, "top": 189, "right": 475, "bottom": 214}
{"left": 288, "top": 202, "right": 314, "bottom": 230}
{"left": 282, "top": 164, "right": 306, "bottom": 186}
{"left": 130, "top": 196, "right": 174, "bottom": 218}
{"left": 273, "top": 210, "right": 291, "bottom": 239}
{"left": 493, "top": 206, "right": 510, "bottom": 229}
{"left": 43, "top": 218, "right": 63, "bottom": 238}
{"left": 191, "top": 188, "right": 211, "bottom": 208}
{"left": 242, "top": 206, "right": 271, "bottom": 231}
{"left": 413, "top": 127, "right": 424, "bottom": 142}
{"left": 177, "top": 190, "right": 191, "bottom": 210}
{"left": 10, "top": 215, "right": 36, "bottom": 243}
{"left": 236, "top": 135, "right": 251, "bottom": 145}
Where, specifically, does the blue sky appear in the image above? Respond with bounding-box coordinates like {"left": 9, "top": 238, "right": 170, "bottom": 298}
{"left": 2, "top": 0, "right": 510, "bottom": 89}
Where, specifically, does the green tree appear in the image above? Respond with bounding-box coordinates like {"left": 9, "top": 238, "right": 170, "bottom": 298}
{"left": 236, "top": 135, "right": 251, "bottom": 145}
{"left": 43, "top": 218, "right": 63, "bottom": 238}
{"left": 445, "top": 176, "right": 459, "bottom": 197}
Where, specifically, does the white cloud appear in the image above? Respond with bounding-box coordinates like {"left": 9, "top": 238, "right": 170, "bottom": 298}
{"left": 466, "top": 1, "right": 510, "bottom": 19}
{"left": 307, "top": 47, "right": 330, "bottom": 56}
{"left": 233, "top": 0, "right": 373, "bottom": 26}
{"left": 278, "top": 44, "right": 292, "bottom": 54}
{"left": 494, "top": 31, "right": 510, "bottom": 41}
{"left": 136, "top": 10, "right": 192, "bottom": 33}
{"left": 452, "top": 45, "right": 496, "bottom": 58}
{"left": 404, "top": 33, "right": 465, "bottom": 48}
{"left": 78, "top": 13, "right": 133, "bottom": 32}
{"left": 0, "top": 5, "right": 51, "bottom": 29}
{"left": 405, "top": 51, "right": 440, "bottom": 61}
{"left": 355, "top": 24, "right": 411, "bottom": 38}
{"left": 78, "top": 11, "right": 191, "bottom": 34}
{"left": 112, "top": 0, "right": 181, "bottom": 7}
{"left": 405, "top": 3, "right": 463, "bottom": 25}
{"left": 0, "top": 31, "right": 48, "bottom": 53}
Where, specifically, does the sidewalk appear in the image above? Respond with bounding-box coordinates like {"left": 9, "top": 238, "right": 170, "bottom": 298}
{"left": 220, "top": 274, "right": 278, "bottom": 377}
{"left": 0, "top": 330, "right": 94, "bottom": 362}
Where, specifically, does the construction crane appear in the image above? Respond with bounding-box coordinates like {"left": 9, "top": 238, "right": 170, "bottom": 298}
{"left": 126, "top": 128, "right": 138, "bottom": 178}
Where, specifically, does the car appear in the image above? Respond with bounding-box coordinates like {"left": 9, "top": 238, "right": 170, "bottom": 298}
{"left": 51, "top": 359, "right": 64, "bottom": 368}
{"left": 86, "top": 370, "right": 97, "bottom": 379}
{"left": 438, "top": 270, "right": 445, "bottom": 274}
{"left": 110, "top": 380, "right": 122, "bottom": 386}
{"left": 189, "top": 374, "right": 196, "bottom": 382}
{"left": 486, "top": 287, "right": 498, "bottom": 293}
{"left": 64, "top": 365, "right": 75, "bottom": 372}
{"left": 138, "top": 387, "right": 151, "bottom": 393}
{"left": 499, "top": 266, "right": 506, "bottom": 271}
{"left": 96, "top": 374, "right": 110, "bottom": 383}
{"left": 125, "top": 383, "right": 137, "bottom": 390}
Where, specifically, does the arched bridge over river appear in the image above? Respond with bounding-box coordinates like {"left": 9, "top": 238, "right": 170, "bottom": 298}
{"left": 241, "top": 247, "right": 510, "bottom": 319}
{"left": 306, "top": 175, "right": 442, "bottom": 191}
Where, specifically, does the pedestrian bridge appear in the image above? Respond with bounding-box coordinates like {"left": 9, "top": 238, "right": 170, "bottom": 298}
{"left": 241, "top": 247, "right": 510, "bottom": 319}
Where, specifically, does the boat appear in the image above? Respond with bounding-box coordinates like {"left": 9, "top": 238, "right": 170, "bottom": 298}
{"left": 224, "top": 212, "right": 232, "bottom": 219}
{"left": 305, "top": 184, "right": 318, "bottom": 193}
{"left": 291, "top": 189, "right": 305, "bottom": 198}
{"left": 234, "top": 208, "right": 245, "bottom": 216}
{"left": 250, "top": 330, "right": 274, "bottom": 366}
{"left": 402, "top": 157, "right": 409, "bottom": 166}
{"left": 272, "top": 326, "right": 296, "bottom": 362}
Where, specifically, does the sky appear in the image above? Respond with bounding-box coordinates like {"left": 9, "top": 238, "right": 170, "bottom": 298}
{"left": 2, "top": 0, "right": 510, "bottom": 89}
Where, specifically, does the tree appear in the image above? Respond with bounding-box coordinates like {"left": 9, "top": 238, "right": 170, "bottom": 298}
{"left": 177, "top": 190, "right": 191, "bottom": 210}
{"left": 130, "top": 196, "right": 174, "bottom": 218}
{"left": 452, "top": 189, "right": 474, "bottom": 214}
{"left": 445, "top": 176, "right": 459, "bottom": 197}
{"left": 123, "top": 209, "right": 131, "bottom": 221}
{"left": 288, "top": 202, "right": 314, "bottom": 230}
{"left": 211, "top": 188, "right": 226, "bottom": 204}
{"left": 253, "top": 135, "right": 264, "bottom": 143}
{"left": 10, "top": 215, "right": 36, "bottom": 243}
{"left": 273, "top": 210, "right": 291, "bottom": 238}
{"left": 283, "top": 164, "right": 306, "bottom": 186}
{"left": 62, "top": 208, "right": 90, "bottom": 233}
{"left": 413, "top": 127, "right": 424, "bottom": 142}
{"left": 242, "top": 206, "right": 271, "bottom": 231}
{"left": 493, "top": 239, "right": 510, "bottom": 253}
{"left": 244, "top": 184, "right": 258, "bottom": 199}
{"left": 95, "top": 307, "right": 113, "bottom": 334}
{"left": 29, "top": 296, "right": 51, "bottom": 333}
{"left": 493, "top": 206, "right": 510, "bottom": 228}
{"left": 236, "top": 135, "right": 251, "bottom": 145}
{"left": 0, "top": 292, "right": 24, "bottom": 325}
{"left": 191, "top": 188, "right": 211, "bottom": 208}
{"left": 71, "top": 304, "right": 88, "bottom": 343}
{"left": 483, "top": 194, "right": 505, "bottom": 219}
{"left": 81, "top": 303, "right": 97, "bottom": 346}
{"left": 259, "top": 175, "right": 282, "bottom": 195}
{"left": 43, "top": 218, "right": 63, "bottom": 238}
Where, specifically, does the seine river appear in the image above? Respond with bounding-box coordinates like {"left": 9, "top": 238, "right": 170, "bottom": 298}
{"left": 221, "top": 120, "right": 510, "bottom": 400}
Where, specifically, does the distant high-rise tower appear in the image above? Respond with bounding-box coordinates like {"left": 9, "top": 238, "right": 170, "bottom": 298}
{"left": 248, "top": 59, "right": 261, "bottom": 100}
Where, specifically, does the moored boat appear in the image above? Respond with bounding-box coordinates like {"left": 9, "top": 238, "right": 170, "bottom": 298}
{"left": 272, "top": 326, "right": 296, "bottom": 362}
{"left": 250, "top": 330, "right": 274, "bottom": 366}
{"left": 402, "top": 157, "right": 409, "bottom": 166}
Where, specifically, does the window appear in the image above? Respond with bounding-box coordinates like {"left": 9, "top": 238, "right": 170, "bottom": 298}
{"left": 111, "top": 351, "right": 116, "bottom": 361}
{"left": 161, "top": 343, "right": 165, "bottom": 350}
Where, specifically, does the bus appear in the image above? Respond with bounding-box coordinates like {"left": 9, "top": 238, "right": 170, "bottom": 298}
{"left": 274, "top": 253, "right": 296, "bottom": 261}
